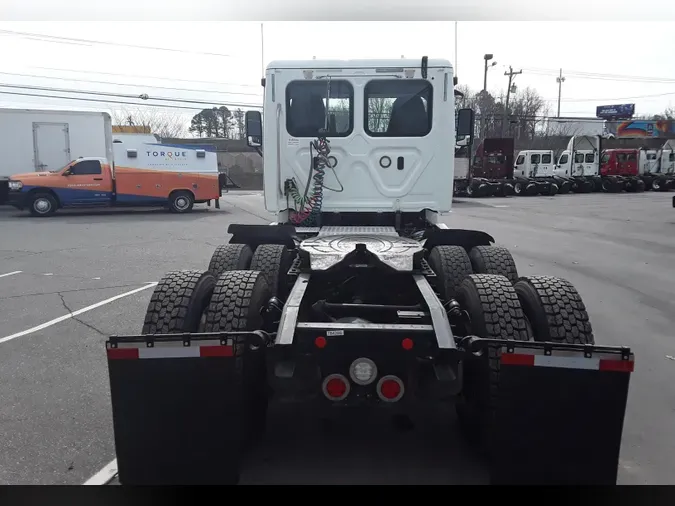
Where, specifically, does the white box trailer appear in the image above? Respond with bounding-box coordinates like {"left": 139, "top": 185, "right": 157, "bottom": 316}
{"left": 0, "top": 107, "right": 112, "bottom": 204}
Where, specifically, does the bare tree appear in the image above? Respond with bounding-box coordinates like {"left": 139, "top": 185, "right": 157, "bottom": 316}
{"left": 233, "top": 108, "right": 245, "bottom": 140}
{"left": 112, "top": 107, "right": 188, "bottom": 138}
{"left": 651, "top": 106, "right": 675, "bottom": 120}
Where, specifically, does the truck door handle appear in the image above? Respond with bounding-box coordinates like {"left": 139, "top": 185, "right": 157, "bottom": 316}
{"left": 397, "top": 157, "right": 404, "bottom": 170}
{"left": 93, "top": 177, "right": 103, "bottom": 180}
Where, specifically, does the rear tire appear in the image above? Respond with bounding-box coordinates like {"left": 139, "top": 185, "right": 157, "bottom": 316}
{"left": 602, "top": 178, "right": 621, "bottom": 193}
{"left": 203, "top": 270, "right": 271, "bottom": 446}
{"left": 249, "top": 244, "right": 294, "bottom": 300}
{"left": 28, "top": 192, "right": 57, "bottom": 217}
{"left": 208, "top": 244, "right": 253, "bottom": 278}
{"left": 514, "top": 276, "right": 595, "bottom": 345}
{"left": 169, "top": 190, "right": 194, "bottom": 213}
{"left": 455, "top": 274, "right": 531, "bottom": 450}
{"left": 427, "top": 245, "right": 473, "bottom": 301}
{"left": 468, "top": 245, "right": 519, "bottom": 284}
{"left": 142, "top": 270, "right": 216, "bottom": 334}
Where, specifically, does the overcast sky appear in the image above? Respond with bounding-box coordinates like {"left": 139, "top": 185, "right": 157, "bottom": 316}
{"left": 1, "top": 20, "right": 675, "bottom": 131}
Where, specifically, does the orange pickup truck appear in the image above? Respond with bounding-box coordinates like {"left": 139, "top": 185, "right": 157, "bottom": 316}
{"left": 7, "top": 140, "right": 221, "bottom": 216}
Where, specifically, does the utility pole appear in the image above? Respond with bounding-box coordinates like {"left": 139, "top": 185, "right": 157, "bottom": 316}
{"left": 454, "top": 22, "right": 458, "bottom": 79}
{"left": 260, "top": 23, "right": 265, "bottom": 78}
{"left": 501, "top": 66, "right": 522, "bottom": 137}
{"left": 556, "top": 68, "right": 565, "bottom": 118}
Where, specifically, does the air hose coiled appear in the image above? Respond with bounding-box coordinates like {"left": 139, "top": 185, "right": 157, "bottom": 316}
{"left": 288, "top": 134, "right": 341, "bottom": 226}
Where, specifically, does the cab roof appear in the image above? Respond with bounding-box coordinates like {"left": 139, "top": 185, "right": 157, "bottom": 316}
{"left": 266, "top": 58, "right": 453, "bottom": 70}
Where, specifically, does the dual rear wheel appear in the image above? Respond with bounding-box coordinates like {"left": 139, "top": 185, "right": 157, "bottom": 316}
{"left": 139, "top": 241, "right": 294, "bottom": 484}
{"left": 427, "top": 244, "right": 595, "bottom": 451}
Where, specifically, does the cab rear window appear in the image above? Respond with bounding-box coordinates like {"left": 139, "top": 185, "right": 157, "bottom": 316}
{"left": 364, "top": 80, "right": 433, "bottom": 137}
{"left": 285, "top": 80, "right": 354, "bottom": 138}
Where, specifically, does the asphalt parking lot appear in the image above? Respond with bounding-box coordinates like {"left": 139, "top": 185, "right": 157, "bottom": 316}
{"left": 0, "top": 190, "right": 674, "bottom": 485}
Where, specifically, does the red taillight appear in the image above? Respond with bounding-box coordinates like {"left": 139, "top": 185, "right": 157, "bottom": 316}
{"left": 401, "top": 338, "right": 413, "bottom": 350}
{"left": 322, "top": 374, "right": 350, "bottom": 401}
{"left": 315, "top": 336, "right": 327, "bottom": 349}
{"left": 377, "top": 375, "right": 404, "bottom": 402}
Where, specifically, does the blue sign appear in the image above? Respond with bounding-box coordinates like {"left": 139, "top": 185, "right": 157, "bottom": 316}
{"left": 596, "top": 104, "right": 635, "bottom": 119}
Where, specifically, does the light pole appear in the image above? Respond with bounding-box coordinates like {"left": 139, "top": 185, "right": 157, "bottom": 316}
{"left": 556, "top": 68, "right": 566, "bottom": 118}
{"left": 483, "top": 53, "right": 496, "bottom": 91}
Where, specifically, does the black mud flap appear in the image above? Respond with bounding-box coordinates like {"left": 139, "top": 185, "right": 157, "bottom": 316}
{"left": 106, "top": 332, "right": 267, "bottom": 485}
{"left": 489, "top": 342, "right": 633, "bottom": 485}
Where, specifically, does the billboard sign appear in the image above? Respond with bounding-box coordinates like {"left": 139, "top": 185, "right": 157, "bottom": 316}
{"left": 596, "top": 104, "right": 635, "bottom": 119}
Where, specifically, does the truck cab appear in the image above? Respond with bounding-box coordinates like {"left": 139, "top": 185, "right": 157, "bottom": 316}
{"left": 514, "top": 149, "right": 556, "bottom": 178}
{"left": 460, "top": 137, "right": 515, "bottom": 197}
{"left": 638, "top": 146, "right": 675, "bottom": 191}
{"left": 253, "top": 58, "right": 461, "bottom": 224}
{"left": 600, "top": 149, "right": 639, "bottom": 177}
{"left": 660, "top": 149, "right": 675, "bottom": 174}
{"left": 511, "top": 149, "right": 559, "bottom": 195}
{"left": 554, "top": 150, "right": 598, "bottom": 178}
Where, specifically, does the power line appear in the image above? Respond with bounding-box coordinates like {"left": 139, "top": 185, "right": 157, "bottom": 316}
{"left": 0, "top": 29, "right": 235, "bottom": 59}
{"left": 0, "top": 89, "right": 262, "bottom": 111}
{"left": 0, "top": 82, "right": 262, "bottom": 109}
{"left": 520, "top": 66, "right": 675, "bottom": 84}
{"left": 0, "top": 70, "right": 263, "bottom": 98}
{"left": 34, "top": 65, "right": 259, "bottom": 89}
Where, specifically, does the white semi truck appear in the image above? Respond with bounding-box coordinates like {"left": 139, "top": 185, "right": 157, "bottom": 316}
{"left": 101, "top": 57, "right": 634, "bottom": 485}
{"left": 0, "top": 107, "right": 112, "bottom": 205}
{"left": 512, "top": 149, "right": 564, "bottom": 195}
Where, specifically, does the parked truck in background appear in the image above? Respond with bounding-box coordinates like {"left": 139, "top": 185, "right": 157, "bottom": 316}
{"left": 512, "top": 149, "right": 561, "bottom": 196}
{"left": 553, "top": 135, "right": 602, "bottom": 193}
{"left": 462, "top": 137, "right": 515, "bottom": 197}
{"left": 7, "top": 131, "right": 221, "bottom": 216}
{"left": 553, "top": 135, "right": 649, "bottom": 193}
{"left": 599, "top": 148, "right": 645, "bottom": 193}
{"left": 638, "top": 142, "right": 675, "bottom": 192}
{"left": 0, "top": 107, "right": 112, "bottom": 205}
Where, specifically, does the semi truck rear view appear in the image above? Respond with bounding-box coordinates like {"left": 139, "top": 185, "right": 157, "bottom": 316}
{"left": 102, "top": 57, "right": 635, "bottom": 485}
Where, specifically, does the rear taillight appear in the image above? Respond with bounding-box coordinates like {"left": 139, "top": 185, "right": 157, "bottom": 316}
{"left": 322, "top": 373, "right": 350, "bottom": 401}
{"left": 377, "top": 375, "right": 405, "bottom": 402}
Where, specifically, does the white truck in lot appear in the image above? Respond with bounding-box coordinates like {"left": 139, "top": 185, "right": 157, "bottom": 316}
{"left": 512, "top": 149, "right": 562, "bottom": 195}
{"left": 0, "top": 107, "right": 112, "bottom": 205}
{"left": 638, "top": 142, "right": 675, "bottom": 191}
{"left": 101, "top": 57, "right": 634, "bottom": 486}
{"left": 552, "top": 136, "right": 602, "bottom": 193}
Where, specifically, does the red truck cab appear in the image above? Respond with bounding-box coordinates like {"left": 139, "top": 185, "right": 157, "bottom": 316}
{"left": 600, "top": 149, "right": 639, "bottom": 177}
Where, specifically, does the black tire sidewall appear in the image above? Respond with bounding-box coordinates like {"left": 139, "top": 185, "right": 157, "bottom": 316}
{"left": 30, "top": 193, "right": 57, "bottom": 216}
{"left": 184, "top": 273, "right": 217, "bottom": 331}
{"left": 513, "top": 281, "right": 548, "bottom": 341}
{"left": 170, "top": 191, "right": 194, "bottom": 213}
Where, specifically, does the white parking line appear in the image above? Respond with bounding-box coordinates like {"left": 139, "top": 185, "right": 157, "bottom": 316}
{"left": 0, "top": 270, "right": 22, "bottom": 278}
{"left": 84, "top": 458, "right": 118, "bottom": 485}
{"left": 0, "top": 282, "right": 158, "bottom": 345}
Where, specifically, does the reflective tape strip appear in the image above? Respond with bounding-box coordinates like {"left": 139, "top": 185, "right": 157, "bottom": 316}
{"left": 107, "top": 345, "right": 233, "bottom": 360}
{"left": 501, "top": 352, "right": 634, "bottom": 372}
